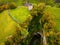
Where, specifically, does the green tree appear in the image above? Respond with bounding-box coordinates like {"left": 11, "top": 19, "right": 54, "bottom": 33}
{"left": 25, "top": 3, "right": 55, "bottom": 45}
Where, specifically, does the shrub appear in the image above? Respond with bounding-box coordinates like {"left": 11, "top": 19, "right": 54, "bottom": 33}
{"left": 0, "top": 6, "right": 4, "bottom": 12}
{"left": 0, "top": 2, "right": 17, "bottom": 13}
{"left": 9, "top": 2, "right": 17, "bottom": 9}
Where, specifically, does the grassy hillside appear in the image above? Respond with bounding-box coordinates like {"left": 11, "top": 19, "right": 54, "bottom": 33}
{"left": 0, "top": 10, "right": 16, "bottom": 45}
{"left": 0, "top": 6, "right": 30, "bottom": 44}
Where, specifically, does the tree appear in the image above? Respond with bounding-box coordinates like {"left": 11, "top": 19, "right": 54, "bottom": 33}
{"left": 25, "top": 3, "right": 55, "bottom": 45}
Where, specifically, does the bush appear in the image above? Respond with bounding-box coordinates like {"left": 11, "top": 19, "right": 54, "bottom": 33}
{"left": 0, "top": 6, "right": 4, "bottom": 12}
{"left": 9, "top": 2, "right": 17, "bottom": 9}
{"left": 28, "top": 3, "right": 56, "bottom": 45}
{"left": 0, "top": 2, "right": 17, "bottom": 13}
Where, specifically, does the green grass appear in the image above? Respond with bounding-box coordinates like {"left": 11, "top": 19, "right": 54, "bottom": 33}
{"left": 46, "top": 6, "right": 60, "bottom": 32}
{"left": 10, "top": 6, "right": 31, "bottom": 23}
{"left": 0, "top": 10, "right": 16, "bottom": 44}
{"left": 0, "top": 6, "right": 30, "bottom": 45}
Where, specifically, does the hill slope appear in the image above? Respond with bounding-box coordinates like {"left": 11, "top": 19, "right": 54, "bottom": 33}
{"left": 0, "top": 6, "right": 30, "bottom": 44}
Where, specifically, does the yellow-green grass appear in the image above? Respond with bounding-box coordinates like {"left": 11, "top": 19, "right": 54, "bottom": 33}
{"left": 0, "top": 10, "right": 16, "bottom": 44}
{"left": 10, "top": 6, "right": 31, "bottom": 23}
{"left": 0, "top": 6, "right": 30, "bottom": 45}
{"left": 46, "top": 6, "right": 60, "bottom": 32}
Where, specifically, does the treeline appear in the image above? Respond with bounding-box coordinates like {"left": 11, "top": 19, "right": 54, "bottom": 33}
{"left": 0, "top": 2, "right": 17, "bottom": 12}
{"left": 0, "top": 0, "right": 56, "bottom": 5}
{"left": 0, "top": 0, "right": 60, "bottom": 7}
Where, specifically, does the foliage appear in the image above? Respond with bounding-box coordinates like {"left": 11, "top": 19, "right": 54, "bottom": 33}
{"left": 5, "top": 25, "right": 28, "bottom": 45}
{"left": 46, "top": 6, "right": 60, "bottom": 45}
{"left": 0, "top": 2, "right": 17, "bottom": 12}
{"left": 46, "top": 0, "right": 55, "bottom": 6}
{"left": 8, "top": 2, "right": 17, "bottom": 9}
